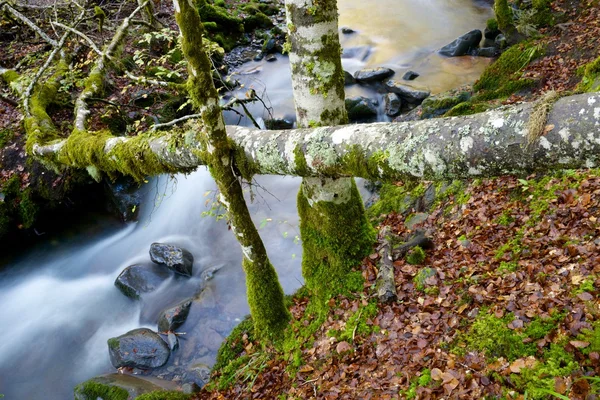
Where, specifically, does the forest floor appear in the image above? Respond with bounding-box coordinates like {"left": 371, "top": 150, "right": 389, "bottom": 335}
{"left": 198, "top": 171, "right": 600, "bottom": 400}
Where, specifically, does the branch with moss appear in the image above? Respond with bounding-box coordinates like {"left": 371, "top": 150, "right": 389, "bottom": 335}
{"left": 19, "top": 91, "right": 600, "bottom": 182}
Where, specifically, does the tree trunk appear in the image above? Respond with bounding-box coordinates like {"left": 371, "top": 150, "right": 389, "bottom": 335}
{"left": 172, "top": 0, "right": 289, "bottom": 340}
{"left": 285, "top": 0, "right": 375, "bottom": 301}
{"left": 18, "top": 92, "right": 600, "bottom": 181}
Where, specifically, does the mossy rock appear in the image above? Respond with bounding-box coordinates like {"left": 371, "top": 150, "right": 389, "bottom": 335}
{"left": 74, "top": 374, "right": 184, "bottom": 400}
{"left": 420, "top": 92, "right": 471, "bottom": 118}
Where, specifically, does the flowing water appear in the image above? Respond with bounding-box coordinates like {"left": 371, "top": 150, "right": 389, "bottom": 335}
{"left": 0, "top": 1, "right": 492, "bottom": 398}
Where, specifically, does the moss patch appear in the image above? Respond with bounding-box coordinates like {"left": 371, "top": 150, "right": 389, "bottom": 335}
{"left": 73, "top": 381, "right": 129, "bottom": 400}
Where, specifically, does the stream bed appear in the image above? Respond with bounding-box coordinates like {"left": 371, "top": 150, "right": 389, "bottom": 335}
{"left": 0, "top": 0, "right": 492, "bottom": 398}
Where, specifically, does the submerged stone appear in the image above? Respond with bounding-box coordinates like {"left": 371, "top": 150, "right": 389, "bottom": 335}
{"left": 149, "top": 243, "right": 194, "bottom": 277}
{"left": 114, "top": 263, "right": 171, "bottom": 299}
{"left": 108, "top": 328, "right": 170, "bottom": 369}
{"left": 402, "top": 70, "right": 420, "bottom": 81}
{"left": 345, "top": 96, "right": 378, "bottom": 121}
{"left": 158, "top": 298, "right": 193, "bottom": 332}
{"left": 384, "top": 93, "right": 402, "bottom": 117}
{"left": 477, "top": 47, "right": 500, "bottom": 58}
{"left": 344, "top": 70, "right": 356, "bottom": 86}
{"left": 353, "top": 67, "right": 395, "bottom": 83}
{"left": 439, "top": 29, "right": 482, "bottom": 57}
{"left": 384, "top": 80, "right": 430, "bottom": 104}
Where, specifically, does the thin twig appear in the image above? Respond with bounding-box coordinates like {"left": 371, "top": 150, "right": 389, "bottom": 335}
{"left": 152, "top": 113, "right": 202, "bottom": 130}
{"left": 51, "top": 21, "right": 103, "bottom": 57}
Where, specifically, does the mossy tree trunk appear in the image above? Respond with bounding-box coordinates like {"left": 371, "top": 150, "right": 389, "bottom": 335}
{"left": 173, "top": 0, "right": 289, "bottom": 340}
{"left": 285, "top": 0, "right": 375, "bottom": 302}
{"left": 494, "top": 0, "right": 521, "bottom": 44}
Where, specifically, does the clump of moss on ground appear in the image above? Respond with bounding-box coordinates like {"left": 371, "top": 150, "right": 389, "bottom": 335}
{"left": 73, "top": 381, "right": 129, "bottom": 400}
{"left": 577, "top": 56, "right": 600, "bottom": 92}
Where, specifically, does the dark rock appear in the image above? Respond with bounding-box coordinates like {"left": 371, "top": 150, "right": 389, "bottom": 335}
{"left": 104, "top": 177, "right": 142, "bottom": 222}
{"left": 384, "top": 80, "right": 430, "bottom": 103}
{"left": 149, "top": 243, "right": 194, "bottom": 277}
{"left": 345, "top": 96, "right": 378, "bottom": 121}
{"left": 158, "top": 298, "right": 193, "bottom": 332}
{"left": 114, "top": 263, "right": 171, "bottom": 299}
{"left": 495, "top": 34, "right": 508, "bottom": 49}
{"left": 167, "top": 332, "right": 179, "bottom": 351}
{"left": 439, "top": 29, "right": 482, "bottom": 57}
{"left": 107, "top": 328, "right": 170, "bottom": 369}
{"left": 185, "top": 364, "right": 211, "bottom": 389}
{"left": 383, "top": 93, "right": 402, "bottom": 117}
{"left": 253, "top": 52, "right": 264, "bottom": 61}
{"left": 482, "top": 38, "right": 496, "bottom": 48}
{"left": 353, "top": 67, "right": 395, "bottom": 83}
{"left": 262, "top": 38, "right": 276, "bottom": 53}
{"left": 484, "top": 27, "right": 501, "bottom": 40}
{"left": 341, "top": 46, "right": 371, "bottom": 61}
{"left": 341, "top": 27, "right": 355, "bottom": 34}
{"left": 264, "top": 118, "right": 294, "bottom": 130}
{"left": 477, "top": 47, "right": 500, "bottom": 58}
{"left": 344, "top": 70, "right": 356, "bottom": 85}
{"left": 265, "top": 54, "right": 277, "bottom": 62}
{"left": 74, "top": 374, "right": 179, "bottom": 400}
{"left": 402, "top": 70, "right": 419, "bottom": 81}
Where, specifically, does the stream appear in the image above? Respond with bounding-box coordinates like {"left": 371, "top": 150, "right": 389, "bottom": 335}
{"left": 0, "top": 0, "right": 492, "bottom": 398}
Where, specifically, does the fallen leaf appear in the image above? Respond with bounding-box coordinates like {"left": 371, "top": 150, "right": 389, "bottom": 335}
{"left": 569, "top": 340, "right": 590, "bottom": 349}
{"left": 510, "top": 359, "right": 526, "bottom": 373}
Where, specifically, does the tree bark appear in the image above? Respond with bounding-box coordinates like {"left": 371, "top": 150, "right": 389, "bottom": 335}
{"left": 285, "top": 0, "right": 375, "bottom": 301}
{"left": 19, "top": 91, "right": 600, "bottom": 181}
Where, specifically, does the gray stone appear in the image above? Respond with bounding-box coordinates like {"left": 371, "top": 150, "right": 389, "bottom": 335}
{"left": 383, "top": 93, "right": 402, "bottom": 117}
{"left": 344, "top": 70, "right": 355, "bottom": 86}
{"left": 439, "top": 29, "right": 482, "bottom": 57}
{"left": 342, "top": 45, "right": 371, "bottom": 61}
{"left": 405, "top": 213, "right": 429, "bottom": 230}
{"left": 495, "top": 34, "right": 508, "bottom": 49}
{"left": 265, "top": 54, "right": 277, "bottom": 62}
{"left": 167, "top": 332, "right": 179, "bottom": 351}
{"left": 353, "top": 67, "right": 395, "bottom": 83}
{"left": 341, "top": 27, "right": 355, "bottom": 34}
{"left": 384, "top": 80, "right": 430, "bottom": 103}
{"left": 402, "top": 70, "right": 419, "bottom": 81}
{"left": 149, "top": 243, "right": 194, "bottom": 277}
{"left": 185, "top": 363, "right": 212, "bottom": 389}
{"left": 477, "top": 47, "right": 500, "bottom": 58}
{"left": 484, "top": 27, "right": 501, "bottom": 40}
{"left": 345, "top": 96, "right": 378, "bottom": 121}
{"left": 264, "top": 118, "right": 293, "bottom": 130}
{"left": 158, "top": 298, "right": 193, "bottom": 332}
{"left": 114, "top": 263, "right": 171, "bottom": 299}
{"left": 108, "top": 328, "right": 170, "bottom": 369}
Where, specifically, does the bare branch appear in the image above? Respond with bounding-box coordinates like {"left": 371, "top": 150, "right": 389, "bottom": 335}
{"left": 1, "top": 3, "right": 59, "bottom": 47}
{"left": 123, "top": 71, "right": 181, "bottom": 88}
{"left": 51, "top": 21, "right": 103, "bottom": 57}
{"left": 152, "top": 114, "right": 203, "bottom": 130}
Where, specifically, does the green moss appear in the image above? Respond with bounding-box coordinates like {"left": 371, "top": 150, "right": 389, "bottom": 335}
{"left": 406, "top": 246, "right": 426, "bottom": 266}
{"left": 487, "top": 18, "right": 499, "bottom": 31}
{"left": 367, "top": 184, "right": 412, "bottom": 219}
{"left": 497, "top": 261, "right": 518, "bottom": 274}
{"left": 577, "top": 321, "right": 600, "bottom": 355}
{"left": 494, "top": 0, "right": 514, "bottom": 32}
{"left": 510, "top": 343, "right": 577, "bottom": 399}
{"left": 421, "top": 92, "right": 471, "bottom": 118}
{"left": 413, "top": 266, "right": 436, "bottom": 291}
{"left": 495, "top": 210, "right": 515, "bottom": 226}
{"left": 0, "top": 129, "right": 14, "bottom": 148}
{"left": 298, "top": 179, "right": 375, "bottom": 304}
{"left": 401, "top": 369, "right": 432, "bottom": 399}
{"left": 136, "top": 391, "right": 191, "bottom": 400}
{"left": 474, "top": 41, "right": 543, "bottom": 94}
{"left": 243, "top": 12, "right": 273, "bottom": 31}
{"left": 328, "top": 300, "right": 379, "bottom": 342}
{"left": 577, "top": 56, "right": 600, "bottom": 92}
{"left": 213, "top": 317, "right": 255, "bottom": 373}
{"left": 444, "top": 101, "right": 490, "bottom": 117}
{"left": 73, "top": 381, "right": 129, "bottom": 400}
{"left": 455, "top": 312, "right": 564, "bottom": 361}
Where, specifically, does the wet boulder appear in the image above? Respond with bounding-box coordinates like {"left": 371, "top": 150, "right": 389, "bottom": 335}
{"left": 439, "top": 29, "right": 482, "bottom": 57}
{"left": 74, "top": 374, "right": 180, "bottom": 400}
{"left": 353, "top": 67, "right": 395, "bottom": 83}
{"left": 477, "top": 47, "right": 500, "bottom": 58}
{"left": 108, "top": 328, "right": 170, "bottom": 369}
{"left": 158, "top": 298, "right": 193, "bottom": 332}
{"left": 342, "top": 45, "right": 371, "bottom": 61}
{"left": 345, "top": 96, "right": 378, "bottom": 121}
{"left": 114, "top": 263, "right": 171, "bottom": 299}
{"left": 150, "top": 243, "right": 194, "bottom": 277}
{"left": 384, "top": 80, "right": 430, "bottom": 104}
{"left": 105, "top": 177, "right": 142, "bottom": 222}
{"left": 344, "top": 70, "right": 356, "bottom": 85}
{"left": 384, "top": 93, "right": 402, "bottom": 117}
{"left": 264, "top": 118, "right": 294, "bottom": 130}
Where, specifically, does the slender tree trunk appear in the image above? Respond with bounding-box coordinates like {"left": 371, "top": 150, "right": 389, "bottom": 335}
{"left": 285, "top": 0, "right": 375, "bottom": 301}
{"left": 173, "top": 0, "right": 289, "bottom": 339}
